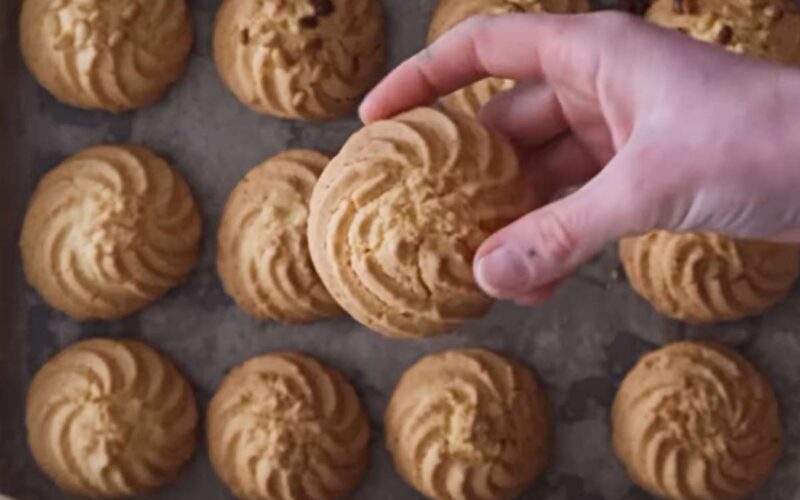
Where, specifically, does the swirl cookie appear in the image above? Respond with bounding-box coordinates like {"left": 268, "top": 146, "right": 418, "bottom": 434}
{"left": 307, "top": 107, "right": 540, "bottom": 339}
{"left": 612, "top": 341, "right": 782, "bottom": 500}
{"left": 26, "top": 339, "right": 198, "bottom": 498}
{"left": 620, "top": 231, "right": 800, "bottom": 324}
{"left": 218, "top": 150, "right": 342, "bottom": 322}
{"left": 20, "top": 145, "right": 202, "bottom": 320}
{"left": 647, "top": 0, "right": 800, "bottom": 66}
{"left": 213, "top": 0, "right": 385, "bottom": 120}
{"left": 428, "top": 0, "right": 590, "bottom": 117}
{"left": 386, "top": 348, "right": 552, "bottom": 500}
{"left": 20, "top": 0, "right": 193, "bottom": 111}
{"left": 207, "top": 352, "right": 370, "bottom": 500}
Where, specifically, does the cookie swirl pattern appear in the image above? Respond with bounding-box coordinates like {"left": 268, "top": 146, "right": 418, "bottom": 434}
{"left": 218, "top": 150, "right": 342, "bottom": 322}
{"left": 20, "top": 145, "right": 202, "bottom": 320}
{"left": 207, "top": 352, "right": 370, "bottom": 500}
{"left": 620, "top": 231, "right": 800, "bottom": 324}
{"left": 307, "top": 107, "right": 539, "bottom": 339}
{"left": 26, "top": 339, "right": 198, "bottom": 498}
{"left": 214, "top": 0, "right": 385, "bottom": 120}
{"left": 20, "top": 0, "right": 193, "bottom": 111}
{"left": 385, "top": 348, "right": 552, "bottom": 500}
{"left": 612, "top": 341, "right": 783, "bottom": 500}
{"left": 427, "top": 0, "right": 590, "bottom": 118}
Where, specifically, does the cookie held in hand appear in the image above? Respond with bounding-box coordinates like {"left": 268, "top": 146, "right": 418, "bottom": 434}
{"left": 307, "top": 106, "right": 540, "bottom": 339}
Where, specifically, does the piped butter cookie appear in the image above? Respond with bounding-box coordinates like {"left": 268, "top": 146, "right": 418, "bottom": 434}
{"left": 213, "top": 0, "right": 385, "bottom": 120}
{"left": 20, "top": 0, "right": 193, "bottom": 111}
{"left": 307, "top": 107, "right": 540, "bottom": 339}
{"left": 26, "top": 338, "right": 198, "bottom": 498}
{"left": 207, "top": 352, "right": 370, "bottom": 500}
{"left": 428, "top": 0, "right": 590, "bottom": 117}
{"left": 613, "top": 341, "right": 782, "bottom": 500}
{"left": 386, "top": 348, "right": 552, "bottom": 499}
{"left": 647, "top": 0, "right": 800, "bottom": 65}
{"left": 20, "top": 145, "right": 202, "bottom": 320}
{"left": 620, "top": 231, "right": 799, "bottom": 324}
{"left": 217, "top": 149, "right": 342, "bottom": 322}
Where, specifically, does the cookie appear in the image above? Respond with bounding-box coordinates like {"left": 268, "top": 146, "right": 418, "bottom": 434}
{"left": 26, "top": 338, "right": 198, "bottom": 498}
{"left": 207, "top": 352, "right": 370, "bottom": 500}
{"left": 20, "top": 0, "right": 193, "bottom": 111}
{"left": 647, "top": 0, "right": 800, "bottom": 65}
{"left": 612, "top": 341, "right": 782, "bottom": 500}
{"left": 428, "top": 0, "right": 590, "bottom": 117}
{"left": 213, "top": 0, "right": 385, "bottom": 120}
{"left": 217, "top": 150, "right": 342, "bottom": 322}
{"left": 386, "top": 348, "right": 552, "bottom": 500}
{"left": 20, "top": 145, "right": 202, "bottom": 320}
{"left": 620, "top": 231, "right": 800, "bottom": 324}
{"left": 307, "top": 107, "right": 540, "bottom": 339}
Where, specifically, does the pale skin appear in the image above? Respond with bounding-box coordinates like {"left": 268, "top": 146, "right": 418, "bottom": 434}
{"left": 359, "top": 12, "right": 800, "bottom": 306}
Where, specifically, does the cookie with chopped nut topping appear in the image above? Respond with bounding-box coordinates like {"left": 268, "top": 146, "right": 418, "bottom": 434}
{"left": 213, "top": 0, "right": 385, "bottom": 120}
{"left": 647, "top": 0, "right": 800, "bottom": 66}
{"left": 20, "top": 0, "right": 193, "bottom": 111}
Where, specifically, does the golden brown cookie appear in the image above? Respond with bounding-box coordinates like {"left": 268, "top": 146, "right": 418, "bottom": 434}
{"left": 612, "top": 341, "right": 782, "bottom": 500}
{"left": 217, "top": 150, "right": 342, "bottom": 322}
{"left": 213, "top": 0, "right": 385, "bottom": 120}
{"left": 307, "top": 107, "right": 540, "bottom": 339}
{"left": 428, "top": 0, "right": 590, "bottom": 117}
{"left": 386, "top": 348, "right": 552, "bottom": 500}
{"left": 646, "top": 0, "right": 800, "bottom": 66}
{"left": 26, "top": 338, "right": 198, "bottom": 498}
{"left": 207, "top": 352, "right": 370, "bottom": 500}
{"left": 20, "top": 145, "right": 202, "bottom": 320}
{"left": 20, "top": 0, "right": 193, "bottom": 111}
{"left": 620, "top": 231, "right": 800, "bottom": 324}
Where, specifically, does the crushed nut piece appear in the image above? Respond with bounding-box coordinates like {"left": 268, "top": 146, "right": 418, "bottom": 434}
{"left": 299, "top": 15, "right": 319, "bottom": 29}
{"left": 313, "top": 0, "right": 335, "bottom": 16}
{"left": 715, "top": 25, "right": 733, "bottom": 45}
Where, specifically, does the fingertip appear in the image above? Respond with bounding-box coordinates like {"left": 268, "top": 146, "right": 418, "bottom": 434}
{"left": 473, "top": 244, "right": 532, "bottom": 299}
{"left": 358, "top": 94, "right": 380, "bottom": 124}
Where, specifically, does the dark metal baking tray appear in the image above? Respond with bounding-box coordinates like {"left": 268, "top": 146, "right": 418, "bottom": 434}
{"left": 1, "top": 0, "right": 799, "bottom": 498}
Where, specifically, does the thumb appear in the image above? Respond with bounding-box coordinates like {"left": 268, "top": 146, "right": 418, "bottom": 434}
{"left": 473, "top": 156, "right": 651, "bottom": 300}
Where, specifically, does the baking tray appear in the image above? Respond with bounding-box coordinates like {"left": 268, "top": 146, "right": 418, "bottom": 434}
{"left": 2, "top": 0, "right": 800, "bottom": 498}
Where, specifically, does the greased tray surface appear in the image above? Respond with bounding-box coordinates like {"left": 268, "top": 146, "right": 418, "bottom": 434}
{"left": 2, "top": 1, "right": 800, "bottom": 498}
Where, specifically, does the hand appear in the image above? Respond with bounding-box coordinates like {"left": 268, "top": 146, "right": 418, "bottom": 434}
{"left": 359, "top": 12, "right": 800, "bottom": 306}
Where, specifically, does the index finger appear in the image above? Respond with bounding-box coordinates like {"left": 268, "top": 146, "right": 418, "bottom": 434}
{"left": 359, "top": 13, "right": 586, "bottom": 122}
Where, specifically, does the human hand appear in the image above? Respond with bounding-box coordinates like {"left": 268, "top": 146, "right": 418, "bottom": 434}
{"left": 359, "top": 12, "right": 800, "bottom": 306}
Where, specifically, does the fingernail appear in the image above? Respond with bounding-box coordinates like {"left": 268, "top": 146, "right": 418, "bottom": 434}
{"left": 475, "top": 246, "right": 531, "bottom": 295}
